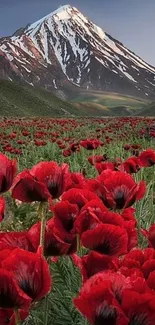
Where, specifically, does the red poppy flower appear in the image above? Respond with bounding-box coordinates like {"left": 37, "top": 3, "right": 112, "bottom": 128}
{"left": 22, "top": 131, "right": 30, "bottom": 136}
{"left": 0, "top": 249, "right": 12, "bottom": 266}
{"left": 119, "top": 248, "right": 155, "bottom": 281}
{"left": 62, "top": 189, "right": 99, "bottom": 209}
{"left": 34, "top": 140, "right": 47, "bottom": 146}
{"left": 129, "top": 276, "right": 151, "bottom": 294}
{"left": 88, "top": 154, "right": 108, "bottom": 166}
{"left": 0, "top": 231, "right": 35, "bottom": 252}
{"left": 11, "top": 170, "right": 50, "bottom": 203}
{"left": 63, "top": 149, "right": 72, "bottom": 157}
{"left": 17, "top": 140, "right": 25, "bottom": 145}
{"left": 95, "top": 162, "right": 116, "bottom": 174}
{"left": 80, "top": 199, "right": 108, "bottom": 215}
{"left": 96, "top": 169, "right": 115, "bottom": 187}
{"left": 121, "top": 208, "right": 137, "bottom": 225}
{"left": 147, "top": 270, "right": 155, "bottom": 290}
{"left": 100, "top": 171, "right": 146, "bottom": 209}
{"left": 132, "top": 144, "right": 141, "bottom": 150}
{"left": 120, "top": 257, "right": 142, "bottom": 270}
{"left": 81, "top": 224, "right": 128, "bottom": 257}
{"left": 75, "top": 209, "right": 102, "bottom": 235}
{"left": 74, "top": 273, "right": 129, "bottom": 325}
{"left": 2, "top": 248, "right": 51, "bottom": 302}
{"left": 65, "top": 172, "right": 86, "bottom": 190}
{"left": 119, "top": 266, "right": 144, "bottom": 279}
{"left": 94, "top": 272, "right": 132, "bottom": 303}
{"left": 86, "top": 179, "right": 106, "bottom": 202}
{"left": 72, "top": 251, "right": 118, "bottom": 282}
{"left": 69, "top": 142, "right": 80, "bottom": 152}
{"left": 53, "top": 200, "right": 79, "bottom": 235}
{"left": 0, "top": 197, "right": 5, "bottom": 222}
{"left": 121, "top": 290, "right": 155, "bottom": 324}
{"left": 139, "top": 149, "right": 155, "bottom": 167}
{"left": 120, "top": 248, "right": 155, "bottom": 269}
{"left": 0, "top": 153, "right": 17, "bottom": 193}
{"left": 75, "top": 206, "right": 124, "bottom": 236}
{"left": 123, "top": 220, "right": 138, "bottom": 251}
{"left": 118, "top": 156, "right": 140, "bottom": 174}
{"left": 123, "top": 144, "right": 131, "bottom": 150}
{"left": 29, "top": 219, "right": 77, "bottom": 256}
{"left": 80, "top": 139, "right": 102, "bottom": 150}
{"left": 141, "top": 224, "right": 155, "bottom": 248}
{"left": 0, "top": 269, "right": 31, "bottom": 309}
{"left": 141, "top": 259, "right": 155, "bottom": 279}
{"left": 31, "top": 161, "right": 69, "bottom": 199}
{"left": 143, "top": 248, "right": 155, "bottom": 261}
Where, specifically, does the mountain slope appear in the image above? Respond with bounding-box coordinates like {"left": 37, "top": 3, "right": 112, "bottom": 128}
{"left": 0, "top": 79, "right": 77, "bottom": 116}
{"left": 135, "top": 102, "right": 155, "bottom": 116}
{"left": 0, "top": 4, "right": 155, "bottom": 100}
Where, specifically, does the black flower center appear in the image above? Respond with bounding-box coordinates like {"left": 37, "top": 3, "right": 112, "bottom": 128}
{"left": 96, "top": 239, "right": 111, "bottom": 255}
{"left": 129, "top": 313, "right": 148, "bottom": 325}
{"left": 0, "top": 287, "right": 20, "bottom": 308}
{"left": 65, "top": 217, "right": 74, "bottom": 232}
{"left": 47, "top": 179, "right": 59, "bottom": 198}
{"left": 87, "top": 144, "right": 94, "bottom": 149}
{"left": 114, "top": 190, "right": 126, "bottom": 209}
{"left": 45, "top": 237, "right": 63, "bottom": 256}
{"left": 0, "top": 175, "right": 8, "bottom": 192}
{"left": 148, "top": 158, "right": 155, "bottom": 166}
{"left": 20, "top": 279, "right": 36, "bottom": 300}
{"left": 95, "top": 304, "right": 117, "bottom": 325}
{"left": 26, "top": 187, "right": 47, "bottom": 201}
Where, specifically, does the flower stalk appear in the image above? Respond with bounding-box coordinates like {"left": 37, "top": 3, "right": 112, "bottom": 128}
{"left": 14, "top": 309, "right": 21, "bottom": 325}
{"left": 38, "top": 202, "right": 47, "bottom": 253}
{"left": 77, "top": 234, "right": 81, "bottom": 252}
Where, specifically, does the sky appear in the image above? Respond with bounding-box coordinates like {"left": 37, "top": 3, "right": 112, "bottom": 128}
{"left": 0, "top": 0, "right": 155, "bottom": 66}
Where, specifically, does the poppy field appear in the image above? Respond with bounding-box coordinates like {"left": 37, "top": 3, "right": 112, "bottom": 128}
{"left": 1, "top": 116, "right": 155, "bottom": 325}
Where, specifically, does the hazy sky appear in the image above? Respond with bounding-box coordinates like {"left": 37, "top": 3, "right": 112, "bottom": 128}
{"left": 0, "top": 0, "right": 155, "bottom": 66}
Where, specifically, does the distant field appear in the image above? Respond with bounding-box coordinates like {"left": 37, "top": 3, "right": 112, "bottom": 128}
{"left": 72, "top": 90, "right": 149, "bottom": 111}
{"left": 135, "top": 102, "right": 155, "bottom": 116}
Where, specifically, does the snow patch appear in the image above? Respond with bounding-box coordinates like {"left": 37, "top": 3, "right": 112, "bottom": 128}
{"left": 93, "top": 24, "right": 105, "bottom": 40}
{"left": 21, "top": 65, "right": 31, "bottom": 73}
{"left": 118, "top": 65, "right": 137, "bottom": 82}
{"left": 6, "top": 53, "right": 14, "bottom": 61}
{"left": 53, "top": 79, "right": 57, "bottom": 89}
{"left": 131, "top": 65, "right": 139, "bottom": 72}
{"left": 146, "top": 80, "right": 155, "bottom": 87}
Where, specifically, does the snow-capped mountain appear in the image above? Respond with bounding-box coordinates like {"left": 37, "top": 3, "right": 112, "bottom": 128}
{"left": 0, "top": 4, "right": 155, "bottom": 99}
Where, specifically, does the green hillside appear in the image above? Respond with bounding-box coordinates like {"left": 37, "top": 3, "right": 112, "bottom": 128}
{"left": 71, "top": 90, "right": 149, "bottom": 111}
{"left": 0, "top": 79, "right": 79, "bottom": 117}
{"left": 135, "top": 102, "right": 155, "bottom": 116}
{"left": 0, "top": 79, "right": 151, "bottom": 117}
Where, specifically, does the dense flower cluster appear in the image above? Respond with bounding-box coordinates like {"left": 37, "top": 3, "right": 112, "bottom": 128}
{"left": 0, "top": 116, "right": 155, "bottom": 324}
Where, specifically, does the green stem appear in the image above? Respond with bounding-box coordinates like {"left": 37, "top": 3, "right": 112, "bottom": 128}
{"left": 14, "top": 309, "right": 21, "bottom": 325}
{"left": 38, "top": 202, "right": 46, "bottom": 253}
{"left": 77, "top": 234, "right": 81, "bottom": 253}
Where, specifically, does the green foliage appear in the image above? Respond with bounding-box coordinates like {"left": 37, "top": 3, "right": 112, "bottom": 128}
{"left": 24, "top": 257, "right": 89, "bottom": 325}
{"left": 0, "top": 79, "right": 78, "bottom": 117}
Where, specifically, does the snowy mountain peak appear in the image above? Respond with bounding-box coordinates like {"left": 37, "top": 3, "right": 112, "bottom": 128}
{"left": 25, "top": 4, "right": 74, "bottom": 34}
{"left": 0, "top": 5, "right": 155, "bottom": 99}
